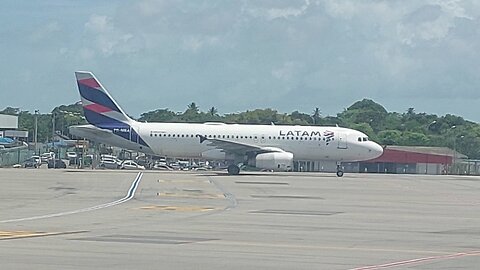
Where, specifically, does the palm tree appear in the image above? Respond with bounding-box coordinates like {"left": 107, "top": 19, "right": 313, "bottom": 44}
{"left": 209, "top": 106, "right": 218, "bottom": 116}
{"left": 312, "top": 107, "right": 321, "bottom": 125}
{"left": 186, "top": 102, "right": 199, "bottom": 114}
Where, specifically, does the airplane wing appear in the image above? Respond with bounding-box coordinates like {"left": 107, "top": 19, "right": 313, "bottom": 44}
{"left": 197, "top": 135, "right": 283, "bottom": 156}
{"left": 69, "top": 124, "right": 116, "bottom": 139}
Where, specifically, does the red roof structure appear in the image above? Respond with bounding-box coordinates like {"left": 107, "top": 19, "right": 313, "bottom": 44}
{"left": 366, "top": 146, "right": 467, "bottom": 165}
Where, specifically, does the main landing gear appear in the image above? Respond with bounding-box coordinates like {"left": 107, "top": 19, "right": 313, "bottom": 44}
{"left": 336, "top": 163, "right": 344, "bottom": 177}
{"left": 227, "top": 164, "right": 240, "bottom": 175}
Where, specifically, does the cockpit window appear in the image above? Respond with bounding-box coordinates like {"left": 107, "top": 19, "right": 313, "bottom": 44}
{"left": 358, "top": 137, "right": 369, "bottom": 142}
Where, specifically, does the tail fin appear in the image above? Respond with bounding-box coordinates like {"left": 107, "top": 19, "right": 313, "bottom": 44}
{"left": 75, "top": 71, "right": 134, "bottom": 129}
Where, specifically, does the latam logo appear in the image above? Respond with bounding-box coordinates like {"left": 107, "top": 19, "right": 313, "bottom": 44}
{"left": 279, "top": 130, "right": 322, "bottom": 137}
{"left": 324, "top": 130, "right": 335, "bottom": 145}
{"left": 278, "top": 130, "right": 336, "bottom": 145}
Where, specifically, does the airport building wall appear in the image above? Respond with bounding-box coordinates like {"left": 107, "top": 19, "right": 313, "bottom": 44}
{"left": 359, "top": 146, "right": 463, "bottom": 175}
{"left": 294, "top": 146, "right": 464, "bottom": 175}
{"left": 0, "top": 114, "right": 18, "bottom": 130}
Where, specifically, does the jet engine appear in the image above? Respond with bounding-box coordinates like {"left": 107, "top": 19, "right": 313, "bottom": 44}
{"left": 255, "top": 152, "right": 293, "bottom": 171}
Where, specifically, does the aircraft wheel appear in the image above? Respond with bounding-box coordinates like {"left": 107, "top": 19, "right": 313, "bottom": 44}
{"left": 336, "top": 170, "right": 344, "bottom": 177}
{"left": 227, "top": 165, "right": 240, "bottom": 175}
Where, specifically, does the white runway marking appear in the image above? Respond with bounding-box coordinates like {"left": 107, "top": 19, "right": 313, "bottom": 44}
{"left": 0, "top": 172, "right": 143, "bottom": 224}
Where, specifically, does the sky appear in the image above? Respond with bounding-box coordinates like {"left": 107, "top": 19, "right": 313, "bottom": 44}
{"left": 1, "top": 0, "right": 480, "bottom": 121}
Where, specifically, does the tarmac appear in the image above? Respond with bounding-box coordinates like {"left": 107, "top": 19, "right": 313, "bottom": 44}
{"left": 0, "top": 168, "right": 479, "bottom": 269}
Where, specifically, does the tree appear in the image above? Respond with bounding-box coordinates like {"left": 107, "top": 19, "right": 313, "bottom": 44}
{"left": 338, "top": 99, "right": 388, "bottom": 132}
{"left": 351, "top": 123, "right": 375, "bottom": 140}
{"left": 208, "top": 107, "right": 218, "bottom": 116}
{"left": 186, "top": 102, "right": 199, "bottom": 114}
{"left": 400, "top": 132, "right": 430, "bottom": 146}
{"left": 139, "top": 109, "right": 177, "bottom": 122}
{"left": 377, "top": 130, "right": 402, "bottom": 145}
{"left": 0, "top": 107, "right": 20, "bottom": 115}
{"left": 289, "top": 111, "right": 313, "bottom": 125}
{"left": 312, "top": 107, "right": 321, "bottom": 125}
{"left": 180, "top": 102, "right": 202, "bottom": 122}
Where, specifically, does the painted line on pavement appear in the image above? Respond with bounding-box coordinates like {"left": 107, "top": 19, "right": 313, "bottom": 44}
{"left": 0, "top": 172, "right": 143, "bottom": 224}
{"left": 349, "top": 250, "right": 480, "bottom": 270}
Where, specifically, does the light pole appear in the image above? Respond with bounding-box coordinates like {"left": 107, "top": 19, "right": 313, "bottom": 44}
{"left": 427, "top": 120, "right": 437, "bottom": 131}
{"left": 52, "top": 112, "right": 56, "bottom": 168}
{"left": 34, "top": 110, "right": 39, "bottom": 155}
{"left": 451, "top": 125, "right": 456, "bottom": 174}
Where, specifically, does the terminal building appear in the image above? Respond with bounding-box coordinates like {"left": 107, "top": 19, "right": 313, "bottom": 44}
{"left": 357, "top": 146, "right": 466, "bottom": 175}
{"left": 0, "top": 114, "right": 32, "bottom": 167}
{"left": 0, "top": 114, "right": 28, "bottom": 140}
{"left": 294, "top": 145, "right": 468, "bottom": 175}
{"left": 0, "top": 114, "right": 19, "bottom": 136}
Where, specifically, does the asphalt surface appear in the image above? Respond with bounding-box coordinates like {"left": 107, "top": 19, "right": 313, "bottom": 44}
{"left": 0, "top": 168, "right": 479, "bottom": 269}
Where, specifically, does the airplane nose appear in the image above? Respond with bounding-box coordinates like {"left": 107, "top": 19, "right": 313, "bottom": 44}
{"left": 368, "top": 142, "right": 383, "bottom": 159}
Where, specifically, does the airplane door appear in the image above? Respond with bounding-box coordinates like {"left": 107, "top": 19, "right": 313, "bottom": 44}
{"left": 338, "top": 133, "right": 347, "bottom": 149}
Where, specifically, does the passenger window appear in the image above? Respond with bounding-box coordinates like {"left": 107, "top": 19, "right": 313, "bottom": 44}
{"left": 358, "top": 137, "right": 362, "bottom": 142}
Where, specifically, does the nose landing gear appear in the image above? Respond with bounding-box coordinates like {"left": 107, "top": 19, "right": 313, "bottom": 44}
{"left": 336, "top": 163, "right": 344, "bottom": 177}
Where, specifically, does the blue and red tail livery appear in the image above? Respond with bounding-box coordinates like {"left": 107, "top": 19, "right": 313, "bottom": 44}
{"left": 75, "top": 71, "right": 132, "bottom": 128}
{"left": 75, "top": 71, "right": 149, "bottom": 147}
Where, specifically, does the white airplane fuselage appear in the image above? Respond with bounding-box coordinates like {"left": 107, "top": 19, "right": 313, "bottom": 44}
{"left": 71, "top": 121, "right": 383, "bottom": 162}
{"left": 70, "top": 71, "right": 384, "bottom": 175}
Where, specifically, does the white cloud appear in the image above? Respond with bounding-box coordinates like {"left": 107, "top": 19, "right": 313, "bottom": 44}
{"left": 85, "top": 14, "right": 112, "bottom": 33}
{"left": 83, "top": 14, "right": 143, "bottom": 56}
{"left": 397, "top": 1, "right": 473, "bottom": 46}
{"left": 271, "top": 61, "right": 304, "bottom": 81}
{"left": 30, "top": 21, "right": 61, "bottom": 42}
{"left": 182, "top": 35, "right": 220, "bottom": 52}
{"left": 245, "top": 0, "right": 311, "bottom": 20}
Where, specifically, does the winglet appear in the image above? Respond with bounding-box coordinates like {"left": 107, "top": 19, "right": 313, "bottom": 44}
{"left": 196, "top": 134, "right": 207, "bottom": 143}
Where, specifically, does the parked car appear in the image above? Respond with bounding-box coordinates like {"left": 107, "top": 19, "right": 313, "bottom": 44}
{"left": 66, "top": 152, "right": 77, "bottom": 159}
{"left": 47, "top": 159, "right": 67, "bottom": 169}
{"left": 98, "top": 157, "right": 121, "bottom": 169}
{"left": 152, "top": 163, "right": 173, "bottom": 170}
{"left": 41, "top": 152, "right": 55, "bottom": 163}
{"left": 100, "top": 154, "right": 118, "bottom": 160}
{"left": 30, "top": 155, "right": 42, "bottom": 166}
{"left": 24, "top": 158, "right": 39, "bottom": 168}
{"left": 120, "top": 160, "right": 145, "bottom": 170}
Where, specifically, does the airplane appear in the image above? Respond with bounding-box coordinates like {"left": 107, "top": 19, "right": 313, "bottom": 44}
{"left": 69, "top": 71, "right": 383, "bottom": 177}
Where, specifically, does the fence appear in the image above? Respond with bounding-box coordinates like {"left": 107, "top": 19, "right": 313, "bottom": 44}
{"left": 0, "top": 147, "right": 34, "bottom": 167}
